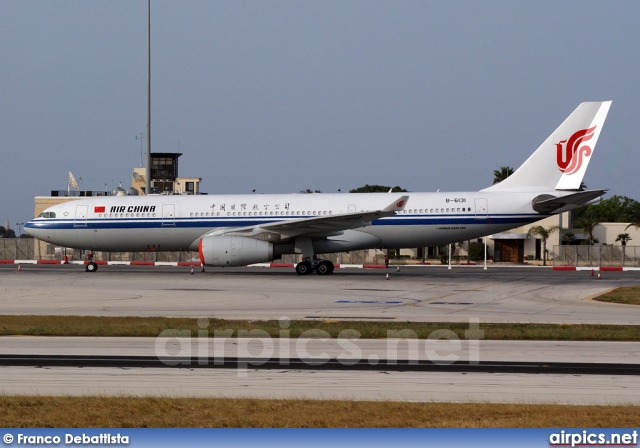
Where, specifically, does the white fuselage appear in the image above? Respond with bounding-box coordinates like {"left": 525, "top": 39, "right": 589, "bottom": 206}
{"left": 25, "top": 101, "right": 613, "bottom": 268}
{"left": 25, "top": 191, "right": 547, "bottom": 256}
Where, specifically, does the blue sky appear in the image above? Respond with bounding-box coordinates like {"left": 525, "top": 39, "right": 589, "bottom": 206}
{"left": 2, "top": 1, "right": 639, "bottom": 227}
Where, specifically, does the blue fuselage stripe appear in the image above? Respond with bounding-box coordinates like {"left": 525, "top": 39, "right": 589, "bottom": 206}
{"left": 25, "top": 214, "right": 544, "bottom": 231}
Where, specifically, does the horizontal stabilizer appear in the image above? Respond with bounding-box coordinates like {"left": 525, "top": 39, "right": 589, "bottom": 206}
{"left": 532, "top": 189, "right": 606, "bottom": 214}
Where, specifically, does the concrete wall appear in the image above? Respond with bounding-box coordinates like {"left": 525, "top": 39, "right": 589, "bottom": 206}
{"left": 483, "top": 214, "right": 640, "bottom": 262}
{"left": 593, "top": 223, "right": 640, "bottom": 246}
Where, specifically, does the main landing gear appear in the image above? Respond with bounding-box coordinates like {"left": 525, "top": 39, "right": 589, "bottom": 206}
{"left": 296, "top": 257, "right": 334, "bottom": 276}
{"left": 294, "top": 237, "right": 333, "bottom": 276}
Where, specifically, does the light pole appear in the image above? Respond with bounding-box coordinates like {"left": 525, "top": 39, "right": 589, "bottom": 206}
{"left": 145, "top": 0, "right": 152, "bottom": 195}
{"left": 16, "top": 223, "right": 24, "bottom": 237}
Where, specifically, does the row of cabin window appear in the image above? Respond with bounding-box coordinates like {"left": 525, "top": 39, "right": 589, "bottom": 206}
{"left": 95, "top": 207, "right": 472, "bottom": 219}
{"left": 188, "top": 208, "right": 472, "bottom": 217}
{"left": 190, "top": 210, "right": 334, "bottom": 217}
{"left": 97, "top": 213, "right": 157, "bottom": 218}
{"left": 400, "top": 207, "right": 471, "bottom": 214}
{"left": 95, "top": 210, "right": 335, "bottom": 219}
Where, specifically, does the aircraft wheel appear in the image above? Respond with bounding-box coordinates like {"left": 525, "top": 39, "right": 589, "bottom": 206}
{"left": 316, "top": 260, "right": 333, "bottom": 275}
{"left": 85, "top": 262, "right": 98, "bottom": 273}
{"left": 296, "top": 261, "right": 312, "bottom": 275}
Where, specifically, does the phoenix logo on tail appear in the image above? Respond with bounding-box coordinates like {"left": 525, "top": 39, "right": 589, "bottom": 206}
{"left": 556, "top": 126, "right": 596, "bottom": 175}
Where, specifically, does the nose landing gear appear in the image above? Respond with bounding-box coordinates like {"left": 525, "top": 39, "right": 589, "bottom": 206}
{"left": 84, "top": 253, "right": 98, "bottom": 273}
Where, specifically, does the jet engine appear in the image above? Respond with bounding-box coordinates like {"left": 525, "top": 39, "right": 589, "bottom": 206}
{"left": 198, "top": 236, "right": 273, "bottom": 267}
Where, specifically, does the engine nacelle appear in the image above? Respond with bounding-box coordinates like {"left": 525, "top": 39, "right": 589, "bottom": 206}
{"left": 199, "top": 236, "right": 273, "bottom": 267}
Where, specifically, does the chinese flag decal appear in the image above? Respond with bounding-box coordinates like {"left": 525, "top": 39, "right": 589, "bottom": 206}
{"left": 94, "top": 206, "right": 105, "bottom": 213}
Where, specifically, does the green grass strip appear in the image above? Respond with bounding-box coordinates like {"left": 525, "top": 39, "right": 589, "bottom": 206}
{"left": 0, "top": 315, "right": 639, "bottom": 340}
{"left": 594, "top": 286, "right": 640, "bottom": 305}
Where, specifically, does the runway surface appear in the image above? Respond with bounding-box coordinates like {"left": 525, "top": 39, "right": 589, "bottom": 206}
{"left": 2, "top": 264, "right": 640, "bottom": 404}
{"left": 0, "top": 337, "right": 639, "bottom": 404}
{"left": 2, "top": 264, "right": 640, "bottom": 324}
{"left": 2, "top": 337, "right": 639, "bottom": 364}
{"left": 1, "top": 366, "right": 638, "bottom": 404}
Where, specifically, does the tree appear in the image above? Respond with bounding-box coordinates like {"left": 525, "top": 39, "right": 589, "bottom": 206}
{"left": 0, "top": 226, "right": 5, "bottom": 237}
{"left": 527, "top": 225, "right": 559, "bottom": 266}
{"left": 349, "top": 184, "right": 408, "bottom": 193}
{"left": 3, "top": 229, "right": 16, "bottom": 238}
{"left": 468, "top": 241, "right": 487, "bottom": 261}
{"left": 616, "top": 233, "right": 632, "bottom": 264}
{"left": 573, "top": 195, "right": 640, "bottom": 223}
{"left": 438, "top": 245, "right": 451, "bottom": 264}
{"left": 492, "top": 166, "right": 514, "bottom": 184}
{"left": 615, "top": 233, "right": 631, "bottom": 246}
{"left": 300, "top": 189, "right": 321, "bottom": 194}
{"left": 573, "top": 212, "right": 600, "bottom": 246}
{"left": 625, "top": 201, "right": 640, "bottom": 231}
{"left": 562, "top": 232, "right": 577, "bottom": 245}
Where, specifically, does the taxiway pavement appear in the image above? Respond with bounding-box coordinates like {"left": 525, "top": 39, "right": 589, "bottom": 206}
{"left": 2, "top": 264, "right": 639, "bottom": 324}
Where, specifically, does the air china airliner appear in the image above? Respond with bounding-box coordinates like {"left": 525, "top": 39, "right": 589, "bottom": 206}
{"left": 26, "top": 102, "right": 611, "bottom": 275}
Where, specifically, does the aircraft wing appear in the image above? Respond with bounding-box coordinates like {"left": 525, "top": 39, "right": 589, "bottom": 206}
{"left": 206, "top": 195, "right": 409, "bottom": 241}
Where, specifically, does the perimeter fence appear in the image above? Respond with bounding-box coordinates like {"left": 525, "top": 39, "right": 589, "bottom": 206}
{"left": 0, "top": 238, "right": 35, "bottom": 260}
{"left": 0, "top": 238, "right": 381, "bottom": 265}
{"left": 553, "top": 245, "right": 640, "bottom": 268}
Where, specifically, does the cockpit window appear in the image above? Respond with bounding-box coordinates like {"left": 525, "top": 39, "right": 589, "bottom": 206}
{"left": 38, "top": 212, "right": 56, "bottom": 218}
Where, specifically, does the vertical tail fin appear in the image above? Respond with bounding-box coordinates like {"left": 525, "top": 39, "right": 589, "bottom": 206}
{"left": 482, "top": 101, "right": 611, "bottom": 192}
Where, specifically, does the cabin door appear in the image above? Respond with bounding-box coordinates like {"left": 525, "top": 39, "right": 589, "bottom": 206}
{"left": 74, "top": 205, "right": 88, "bottom": 228}
{"left": 162, "top": 204, "right": 175, "bottom": 226}
{"left": 474, "top": 198, "right": 488, "bottom": 220}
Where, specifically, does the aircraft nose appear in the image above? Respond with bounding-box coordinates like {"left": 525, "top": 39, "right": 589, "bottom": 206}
{"left": 24, "top": 220, "right": 43, "bottom": 238}
{"left": 24, "top": 221, "right": 35, "bottom": 235}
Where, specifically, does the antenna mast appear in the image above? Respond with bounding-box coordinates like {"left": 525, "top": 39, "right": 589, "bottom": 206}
{"left": 136, "top": 132, "right": 144, "bottom": 167}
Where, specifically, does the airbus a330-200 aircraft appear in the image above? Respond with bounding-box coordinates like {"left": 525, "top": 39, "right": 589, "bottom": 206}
{"left": 26, "top": 101, "right": 612, "bottom": 275}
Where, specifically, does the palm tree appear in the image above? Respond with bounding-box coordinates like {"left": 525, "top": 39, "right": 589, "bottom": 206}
{"left": 574, "top": 214, "right": 600, "bottom": 245}
{"left": 562, "top": 232, "right": 577, "bottom": 245}
{"left": 527, "top": 225, "right": 559, "bottom": 266}
{"left": 616, "top": 233, "right": 632, "bottom": 265}
{"left": 625, "top": 202, "right": 640, "bottom": 231}
{"left": 493, "top": 166, "right": 514, "bottom": 184}
{"left": 616, "top": 233, "right": 632, "bottom": 246}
